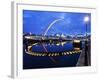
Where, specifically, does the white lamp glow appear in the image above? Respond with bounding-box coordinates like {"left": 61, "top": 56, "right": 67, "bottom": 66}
{"left": 84, "top": 16, "right": 89, "bottom": 22}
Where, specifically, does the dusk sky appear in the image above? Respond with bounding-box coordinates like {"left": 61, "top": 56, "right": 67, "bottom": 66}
{"left": 23, "top": 10, "right": 91, "bottom": 35}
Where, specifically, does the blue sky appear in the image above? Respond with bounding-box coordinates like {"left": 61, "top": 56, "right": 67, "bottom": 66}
{"left": 23, "top": 10, "right": 91, "bottom": 35}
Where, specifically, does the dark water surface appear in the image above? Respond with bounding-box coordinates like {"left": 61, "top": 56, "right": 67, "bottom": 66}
{"left": 23, "top": 41, "right": 81, "bottom": 69}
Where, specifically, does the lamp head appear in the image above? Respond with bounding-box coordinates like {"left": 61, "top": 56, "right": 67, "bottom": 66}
{"left": 84, "top": 16, "right": 89, "bottom": 23}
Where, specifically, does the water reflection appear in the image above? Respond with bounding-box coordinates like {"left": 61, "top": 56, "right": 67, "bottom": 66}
{"left": 31, "top": 41, "right": 74, "bottom": 53}
{"left": 23, "top": 38, "right": 83, "bottom": 69}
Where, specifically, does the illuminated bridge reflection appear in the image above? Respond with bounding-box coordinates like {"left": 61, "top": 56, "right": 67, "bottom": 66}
{"left": 23, "top": 36, "right": 84, "bottom": 69}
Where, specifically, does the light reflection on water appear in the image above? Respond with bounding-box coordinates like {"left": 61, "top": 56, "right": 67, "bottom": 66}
{"left": 23, "top": 41, "right": 84, "bottom": 69}
{"left": 31, "top": 41, "right": 74, "bottom": 53}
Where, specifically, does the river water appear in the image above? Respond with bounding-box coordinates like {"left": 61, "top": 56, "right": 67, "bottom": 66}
{"left": 23, "top": 41, "right": 82, "bottom": 69}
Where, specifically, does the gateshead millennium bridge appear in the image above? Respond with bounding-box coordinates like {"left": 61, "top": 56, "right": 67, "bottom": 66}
{"left": 23, "top": 34, "right": 91, "bottom": 68}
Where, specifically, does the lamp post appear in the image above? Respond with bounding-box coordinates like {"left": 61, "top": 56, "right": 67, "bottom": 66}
{"left": 84, "top": 16, "right": 89, "bottom": 66}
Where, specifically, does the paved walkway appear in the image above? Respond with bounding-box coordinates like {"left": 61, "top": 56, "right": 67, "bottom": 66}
{"left": 76, "top": 44, "right": 91, "bottom": 66}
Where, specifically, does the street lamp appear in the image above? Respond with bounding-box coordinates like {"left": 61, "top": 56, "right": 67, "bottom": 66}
{"left": 84, "top": 16, "right": 89, "bottom": 40}
{"left": 84, "top": 16, "right": 89, "bottom": 23}
{"left": 84, "top": 16, "right": 89, "bottom": 66}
